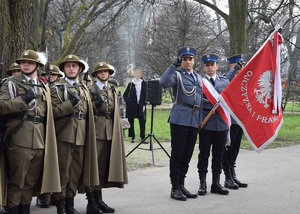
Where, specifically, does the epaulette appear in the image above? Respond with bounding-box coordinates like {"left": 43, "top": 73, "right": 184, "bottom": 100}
{"left": 0, "top": 78, "right": 8, "bottom": 88}
{"left": 219, "top": 75, "right": 227, "bottom": 79}
{"left": 53, "top": 83, "right": 65, "bottom": 91}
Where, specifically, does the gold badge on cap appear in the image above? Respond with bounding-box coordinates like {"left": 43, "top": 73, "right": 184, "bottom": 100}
{"left": 67, "top": 55, "right": 73, "bottom": 58}
{"left": 99, "top": 62, "right": 103, "bottom": 66}
{"left": 24, "top": 50, "right": 29, "bottom": 55}
{"left": 50, "top": 65, "right": 54, "bottom": 70}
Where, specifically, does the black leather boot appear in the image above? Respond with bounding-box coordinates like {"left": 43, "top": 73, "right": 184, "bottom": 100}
{"left": 54, "top": 199, "right": 66, "bottom": 214}
{"left": 170, "top": 179, "right": 187, "bottom": 201}
{"left": 94, "top": 190, "right": 115, "bottom": 213}
{"left": 179, "top": 178, "right": 197, "bottom": 198}
{"left": 0, "top": 206, "right": 9, "bottom": 214}
{"left": 7, "top": 206, "right": 19, "bottom": 214}
{"left": 231, "top": 167, "right": 248, "bottom": 188}
{"left": 224, "top": 168, "right": 239, "bottom": 189}
{"left": 20, "top": 204, "right": 30, "bottom": 214}
{"left": 36, "top": 194, "right": 50, "bottom": 208}
{"left": 65, "top": 197, "right": 80, "bottom": 214}
{"left": 198, "top": 173, "right": 207, "bottom": 195}
{"left": 86, "top": 191, "right": 103, "bottom": 214}
{"left": 211, "top": 173, "right": 229, "bottom": 195}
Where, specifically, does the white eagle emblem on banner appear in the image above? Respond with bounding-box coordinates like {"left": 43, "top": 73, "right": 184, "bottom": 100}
{"left": 254, "top": 70, "right": 274, "bottom": 108}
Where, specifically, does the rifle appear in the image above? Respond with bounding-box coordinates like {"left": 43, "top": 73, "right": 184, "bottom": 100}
{"left": 199, "top": 100, "right": 221, "bottom": 132}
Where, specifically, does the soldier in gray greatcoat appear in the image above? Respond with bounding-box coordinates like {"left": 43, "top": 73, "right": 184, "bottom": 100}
{"left": 160, "top": 47, "right": 203, "bottom": 201}
{"left": 197, "top": 54, "right": 242, "bottom": 196}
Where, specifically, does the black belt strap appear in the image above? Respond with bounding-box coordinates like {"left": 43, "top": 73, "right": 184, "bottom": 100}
{"left": 95, "top": 111, "right": 113, "bottom": 119}
{"left": 9, "top": 115, "right": 45, "bottom": 123}
{"left": 203, "top": 108, "right": 215, "bottom": 114}
{"left": 176, "top": 101, "right": 201, "bottom": 110}
{"left": 73, "top": 112, "right": 86, "bottom": 120}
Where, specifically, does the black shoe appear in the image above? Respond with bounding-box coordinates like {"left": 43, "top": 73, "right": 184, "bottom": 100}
{"left": 131, "top": 138, "right": 135, "bottom": 143}
{"left": 180, "top": 186, "right": 197, "bottom": 198}
{"left": 36, "top": 196, "right": 50, "bottom": 208}
{"left": 211, "top": 183, "right": 229, "bottom": 195}
{"left": 97, "top": 201, "right": 115, "bottom": 213}
{"left": 0, "top": 206, "right": 9, "bottom": 214}
{"left": 224, "top": 179, "right": 239, "bottom": 189}
{"left": 233, "top": 178, "right": 248, "bottom": 188}
{"left": 65, "top": 197, "right": 80, "bottom": 214}
{"left": 231, "top": 168, "right": 248, "bottom": 188}
{"left": 170, "top": 188, "right": 187, "bottom": 201}
{"left": 198, "top": 181, "right": 207, "bottom": 195}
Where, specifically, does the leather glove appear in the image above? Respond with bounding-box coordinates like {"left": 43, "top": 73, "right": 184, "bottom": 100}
{"left": 234, "top": 61, "right": 243, "bottom": 71}
{"left": 69, "top": 92, "right": 80, "bottom": 106}
{"left": 94, "top": 94, "right": 104, "bottom": 108}
{"left": 172, "top": 57, "right": 182, "bottom": 67}
{"left": 21, "top": 89, "right": 36, "bottom": 104}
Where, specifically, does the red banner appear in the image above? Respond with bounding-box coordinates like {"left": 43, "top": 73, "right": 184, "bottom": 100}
{"left": 219, "top": 31, "right": 284, "bottom": 152}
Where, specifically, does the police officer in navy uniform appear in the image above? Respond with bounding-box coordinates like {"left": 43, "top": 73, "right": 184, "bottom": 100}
{"left": 197, "top": 54, "right": 242, "bottom": 196}
{"left": 222, "top": 54, "right": 248, "bottom": 189}
{"left": 160, "top": 47, "right": 203, "bottom": 201}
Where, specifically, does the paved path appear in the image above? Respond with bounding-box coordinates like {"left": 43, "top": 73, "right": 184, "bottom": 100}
{"left": 30, "top": 145, "right": 300, "bottom": 214}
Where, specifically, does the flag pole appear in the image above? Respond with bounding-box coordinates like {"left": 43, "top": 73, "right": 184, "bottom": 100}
{"left": 199, "top": 100, "right": 221, "bottom": 131}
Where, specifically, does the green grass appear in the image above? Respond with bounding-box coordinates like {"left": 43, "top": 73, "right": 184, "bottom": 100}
{"left": 124, "top": 108, "right": 171, "bottom": 142}
{"left": 283, "top": 102, "right": 300, "bottom": 112}
{"left": 124, "top": 107, "right": 300, "bottom": 150}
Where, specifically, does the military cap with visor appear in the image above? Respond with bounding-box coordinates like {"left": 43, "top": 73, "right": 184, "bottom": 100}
{"left": 227, "top": 54, "right": 245, "bottom": 64}
{"left": 59, "top": 54, "right": 86, "bottom": 73}
{"left": 6, "top": 62, "right": 21, "bottom": 76}
{"left": 41, "top": 64, "right": 63, "bottom": 77}
{"left": 178, "top": 47, "right": 196, "bottom": 58}
{"left": 15, "top": 50, "right": 44, "bottom": 67}
{"left": 201, "top": 54, "right": 219, "bottom": 64}
{"left": 92, "top": 62, "right": 115, "bottom": 77}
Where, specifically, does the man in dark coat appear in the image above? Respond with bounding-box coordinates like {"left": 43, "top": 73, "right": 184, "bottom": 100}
{"left": 123, "top": 69, "right": 147, "bottom": 143}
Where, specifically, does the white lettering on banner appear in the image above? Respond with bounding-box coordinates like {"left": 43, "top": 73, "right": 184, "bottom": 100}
{"left": 240, "top": 71, "right": 253, "bottom": 114}
{"left": 256, "top": 115, "right": 279, "bottom": 123}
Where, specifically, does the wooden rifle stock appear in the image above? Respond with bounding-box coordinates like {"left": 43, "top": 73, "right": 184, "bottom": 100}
{"left": 199, "top": 100, "right": 221, "bottom": 132}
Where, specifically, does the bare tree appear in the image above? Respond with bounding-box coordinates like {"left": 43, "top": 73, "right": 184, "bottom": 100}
{"left": 136, "top": 0, "right": 219, "bottom": 78}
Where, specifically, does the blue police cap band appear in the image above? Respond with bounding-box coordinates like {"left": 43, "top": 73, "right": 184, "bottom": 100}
{"left": 201, "top": 54, "right": 218, "bottom": 63}
{"left": 178, "top": 47, "right": 196, "bottom": 58}
{"left": 227, "top": 54, "right": 244, "bottom": 64}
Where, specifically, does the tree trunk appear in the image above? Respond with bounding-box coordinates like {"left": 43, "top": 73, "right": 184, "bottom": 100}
{"left": 227, "top": 0, "right": 248, "bottom": 56}
{"left": 0, "top": 0, "right": 34, "bottom": 78}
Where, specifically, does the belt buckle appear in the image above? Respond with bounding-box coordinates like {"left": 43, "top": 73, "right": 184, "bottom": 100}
{"left": 33, "top": 116, "right": 40, "bottom": 124}
{"left": 193, "top": 105, "right": 199, "bottom": 111}
{"left": 78, "top": 112, "right": 84, "bottom": 120}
